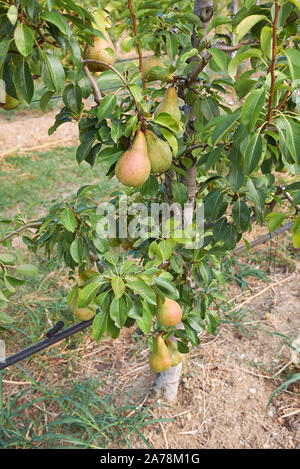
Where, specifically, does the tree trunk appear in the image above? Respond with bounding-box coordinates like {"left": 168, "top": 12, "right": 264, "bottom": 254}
{"left": 152, "top": 0, "right": 214, "bottom": 403}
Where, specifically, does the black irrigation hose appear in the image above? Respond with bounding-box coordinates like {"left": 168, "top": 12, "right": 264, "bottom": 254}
{"left": 0, "top": 221, "right": 295, "bottom": 372}
{"left": 0, "top": 316, "right": 95, "bottom": 371}
{"left": 234, "top": 221, "right": 294, "bottom": 254}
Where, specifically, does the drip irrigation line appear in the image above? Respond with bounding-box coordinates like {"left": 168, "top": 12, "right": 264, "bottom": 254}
{"left": 0, "top": 221, "right": 295, "bottom": 372}
{"left": 0, "top": 316, "right": 95, "bottom": 371}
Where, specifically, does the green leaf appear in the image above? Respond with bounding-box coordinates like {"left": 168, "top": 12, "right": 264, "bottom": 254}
{"left": 70, "top": 238, "right": 83, "bottom": 263}
{"left": 209, "top": 48, "right": 229, "bottom": 71}
{"left": 0, "top": 253, "right": 15, "bottom": 265}
{"left": 136, "top": 302, "right": 153, "bottom": 335}
{"left": 172, "top": 181, "right": 188, "bottom": 205}
{"left": 41, "top": 53, "right": 65, "bottom": 92}
{"left": 14, "top": 24, "right": 35, "bottom": 56}
{"left": 212, "top": 110, "right": 240, "bottom": 145}
{"left": 244, "top": 133, "right": 263, "bottom": 174}
{"left": 234, "top": 15, "right": 268, "bottom": 44}
{"left": 97, "top": 94, "right": 117, "bottom": 121}
{"left": 153, "top": 276, "right": 179, "bottom": 299}
{"left": 78, "top": 281, "right": 104, "bottom": 308}
{"left": 153, "top": 113, "right": 180, "bottom": 133}
{"left": 228, "top": 49, "right": 262, "bottom": 79}
{"left": 60, "top": 208, "right": 77, "bottom": 232}
{"left": 92, "top": 311, "right": 108, "bottom": 341}
{"left": 0, "top": 39, "right": 10, "bottom": 74}
{"left": 7, "top": 5, "right": 18, "bottom": 25}
{"left": 63, "top": 84, "right": 82, "bottom": 114}
{"left": 289, "top": 0, "right": 300, "bottom": 10}
{"left": 161, "top": 127, "right": 178, "bottom": 156}
{"left": 267, "top": 213, "right": 286, "bottom": 232}
{"left": 277, "top": 118, "right": 300, "bottom": 165}
{"left": 0, "top": 309, "right": 14, "bottom": 325}
{"left": 126, "top": 278, "right": 156, "bottom": 305}
{"left": 15, "top": 264, "right": 39, "bottom": 277}
{"left": 291, "top": 217, "right": 300, "bottom": 248}
{"left": 232, "top": 200, "right": 250, "bottom": 232}
{"left": 241, "top": 89, "right": 265, "bottom": 133}
{"left": 13, "top": 60, "right": 34, "bottom": 104}
{"left": 158, "top": 240, "right": 173, "bottom": 260}
{"left": 111, "top": 276, "right": 125, "bottom": 299}
{"left": 109, "top": 298, "right": 127, "bottom": 328}
{"left": 41, "top": 10, "right": 70, "bottom": 36}
{"left": 284, "top": 49, "right": 300, "bottom": 84}
{"left": 260, "top": 26, "right": 272, "bottom": 59}
{"left": 267, "top": 373, "right": 300, "bottom": 410}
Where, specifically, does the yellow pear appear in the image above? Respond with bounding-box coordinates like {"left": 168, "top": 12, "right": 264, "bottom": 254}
{"left": 144, "top": 129, "right": 172, "bottom": 174}
{"left": 85, "top": 33, "right": 116, "bottom": 72}
{"left": 155, "top": 87, "right": 181, "bottom": 123}
{"left": 115, "top": 130, "right": 151, "bottom": 187}
{"left": 71, "top": 289, "right": 96, "bottom": 321}
{"left": 166, "top": 339, "right": 183, "bottom": 366}
{"left": 149, "top": 334, "right": 173, "bottom": 372}
{"left": 0, "top": 94, "right": 19, "bottom": 111}
{"left": 143, "top": 56, "right": 174, "bottom": 83}
{"left": 156, "top": 297, "right": 182, "bottom": 327}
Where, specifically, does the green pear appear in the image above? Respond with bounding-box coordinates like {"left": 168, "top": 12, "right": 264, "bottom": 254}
{"left": 143, "top": 56, "right": 174, "bottom": 83}
{"left": 115, "top": 130, "right": 151, "bottom": 187}
{"left": 149, "top": 335, "right": 173, "bottom": 372}
{"left": 166, "top": 339, "right": 183, "bottom": 366}
{"left": 0, "top": 94, "right": 19, "bottom": 111}
{"left": 85, "top": 33, "right": 116, "bottom": 72}
{"left": 71, "top": 288, "right": 96, "bottom": 321}
{"left": 156, "top": 297, "right": 182, "bottom": 327}
{"left": 155, "top": 87, "right": 181, "bottom": 123}
{"left": 144, "top": 129, "right": 172, "bottom": 174}
{"left": 77, "top": 269, "right": 100, "bottom": 287}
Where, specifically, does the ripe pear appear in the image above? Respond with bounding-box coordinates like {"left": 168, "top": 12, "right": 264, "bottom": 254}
{"left": 143, "top": 56, "right": 174, "bottom": 83}
{"left": 115, "top": 130, "right": 151, "bottom": 187}
{"left": 149, "top": 335, "right": 173, "bottom": 372}
{"left": 156, "top": 297, "right": 182, "bottom": 327}
{"left": 155, "top": 87, "right": 181, "bottom": 123}
{"left": 0, "top": 94, "right": 19, "bottom": 111}
{"left": 85, "top": 33, "right": 116, "bottom": 72}
{"left": 144, "top": 129, "right": 172, "bottom": 174}
{"left": 166, "top": 339, "right": 183, "bottom": 367}
{"left": 71, "top": 289, "right": 96, "bottom": 321}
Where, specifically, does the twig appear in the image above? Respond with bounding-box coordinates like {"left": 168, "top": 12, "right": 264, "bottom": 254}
{"left": 82, "top": 53, "right": 102, "bottom": 104}
{"left": 214, "top": 40, "right": 259, "bottom": 52}
{"left": 0, "top": 222, "right": 42, "bottom": 243}
{"left": 128, "top": 0, "right": 146, "bottom": 91}
{"left": 275, "top": 90, "right": 291, "bottom": 113}
{"left": 261, "top": 0, "right": 280, "bottom": 133}
{"left": 82, "top": 59, "right": 142, "bottom": 116}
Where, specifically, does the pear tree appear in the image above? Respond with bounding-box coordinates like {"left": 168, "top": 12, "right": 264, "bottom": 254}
{"left": 0, "top": 0, "right": 300, "bottom": 401}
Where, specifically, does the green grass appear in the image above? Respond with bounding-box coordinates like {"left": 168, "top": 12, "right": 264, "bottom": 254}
{"left": 0, "top": 367, "right": 169, "bottom": 449}
{"left": 0, "top": 146, "right": 115, "bottom": 216}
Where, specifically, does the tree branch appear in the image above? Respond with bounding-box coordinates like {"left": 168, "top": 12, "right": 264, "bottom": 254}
{"left": 128, "top": 0, "right": 146, "bottom": 92}
{"left": 82, "top": 59, "right": 143, "bottom": 117}
{"left": 82, "top": 54, "right": 102, "bottom": 105}
{"left": 0, "top": 222, "right": 42, "bottom": 244}
{"left": 261, "top": 0, "right": 280, "bottom": 133}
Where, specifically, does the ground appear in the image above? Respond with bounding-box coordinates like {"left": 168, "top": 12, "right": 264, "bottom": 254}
{"left": 0, "top": 109, "right": 299, "bottom": 449}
